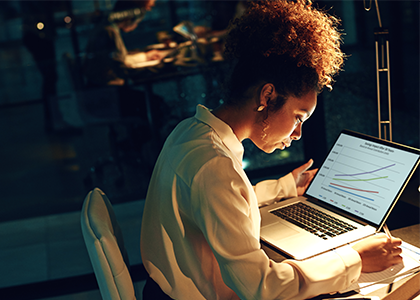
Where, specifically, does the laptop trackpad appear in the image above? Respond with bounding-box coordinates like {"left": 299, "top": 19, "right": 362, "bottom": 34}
{"left": 262, "top": 222, "right": 299, "bottom": 241}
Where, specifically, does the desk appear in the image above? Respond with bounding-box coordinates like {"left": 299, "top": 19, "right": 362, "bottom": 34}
{"left": 262, "top": 223, "right": 420, "bottom": 300}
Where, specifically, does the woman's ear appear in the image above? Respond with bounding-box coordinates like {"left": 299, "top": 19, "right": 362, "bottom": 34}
{"left": 258, "top": 83, "right": 276, "bottom": 109}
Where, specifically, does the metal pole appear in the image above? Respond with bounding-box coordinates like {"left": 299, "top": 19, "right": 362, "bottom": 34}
{"left": 375, "top": 40, "right": 382, "bottom": 139}
{"left": 386, "top": 40, "right": 392, "bottom": 141}
{"left": 367, "top": 0, "right": 393, "bottom": 141}
{"left": 374, "top": 28, "right": 392, "bottom": 142}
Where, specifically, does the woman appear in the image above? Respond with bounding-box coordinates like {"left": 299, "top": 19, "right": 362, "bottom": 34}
{"left": 140, "top": 1, "right": 402, "bottom": 299}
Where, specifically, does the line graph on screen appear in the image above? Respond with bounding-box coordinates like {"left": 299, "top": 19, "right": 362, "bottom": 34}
{"left": 321, "top": 147, "right": 400, "bottom": 203}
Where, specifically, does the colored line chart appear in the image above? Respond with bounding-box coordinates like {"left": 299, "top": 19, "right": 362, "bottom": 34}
{"left": 328, "top": 164, "right": 396, "bottom": 201}
{"left": 320, "top": 147, "right": 400, "bottom": 204}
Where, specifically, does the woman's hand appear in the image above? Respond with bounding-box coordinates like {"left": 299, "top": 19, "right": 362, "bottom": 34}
{"left": 352, "top": 234, "right": 403, "bottom": 273}
{"left": 291, "top": 159, "right": 318, "bottom": 196}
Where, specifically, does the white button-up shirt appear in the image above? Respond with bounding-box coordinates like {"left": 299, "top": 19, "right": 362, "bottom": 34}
{"left": 141, "top": 105, "right": 361, "bottom": 300}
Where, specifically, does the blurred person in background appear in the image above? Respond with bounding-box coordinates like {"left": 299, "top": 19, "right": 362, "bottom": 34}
{"left": 83, "top": 0, "right": 165, "bottom": 87}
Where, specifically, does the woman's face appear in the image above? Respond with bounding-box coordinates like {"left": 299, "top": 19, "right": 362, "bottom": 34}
{"left": 251, "top": 90, "right": 317, "bottom": 153}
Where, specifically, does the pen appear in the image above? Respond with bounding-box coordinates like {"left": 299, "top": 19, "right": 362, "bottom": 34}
{"left": 383, "top": 223, "right": 392, "bottom": 240}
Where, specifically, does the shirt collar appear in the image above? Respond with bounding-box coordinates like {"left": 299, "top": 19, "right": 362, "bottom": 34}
{"left": 195, "top": 104, "right": 244, "bottom": 162}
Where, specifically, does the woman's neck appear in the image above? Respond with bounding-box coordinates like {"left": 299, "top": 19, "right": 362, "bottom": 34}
{"left": 212, "top": 103, "right": 255, "bottom": 142}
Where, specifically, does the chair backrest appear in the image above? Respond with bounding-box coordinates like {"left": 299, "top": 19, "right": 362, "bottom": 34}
{"left": 81, "top": 188, "right": 136, "bottom": 300}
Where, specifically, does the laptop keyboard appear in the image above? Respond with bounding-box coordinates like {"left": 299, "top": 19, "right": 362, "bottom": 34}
{"left": 270, "top": 202, "right": 357, "bottom": 240}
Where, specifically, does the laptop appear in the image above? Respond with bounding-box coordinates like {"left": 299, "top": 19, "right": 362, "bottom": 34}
{"left": 260, "top": 129, "right": 420, "bottom": 260}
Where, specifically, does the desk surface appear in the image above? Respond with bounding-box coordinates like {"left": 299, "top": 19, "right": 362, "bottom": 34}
{"left": 262, "top": 223, "right": 420, "bottom": 300}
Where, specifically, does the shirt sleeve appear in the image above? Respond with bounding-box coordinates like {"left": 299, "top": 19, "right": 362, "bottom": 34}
{"left": 190, "top": 157, "right": 360, "bottom": 300}
{"left": 254, "top": 173, "right": 298, "bottom": 207}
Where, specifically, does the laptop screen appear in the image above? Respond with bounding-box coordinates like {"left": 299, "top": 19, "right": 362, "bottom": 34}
{"left": 305, "top": 130, "right": 420, "bottom": 226}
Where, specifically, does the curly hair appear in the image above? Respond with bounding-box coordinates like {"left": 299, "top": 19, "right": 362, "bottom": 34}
{"left": 224, "top": 0, "right": 344, "bottom": 107}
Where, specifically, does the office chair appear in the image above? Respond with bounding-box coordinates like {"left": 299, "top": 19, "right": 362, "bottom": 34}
{"left": 81, "top": 188, "right": 137, "bottom": 300}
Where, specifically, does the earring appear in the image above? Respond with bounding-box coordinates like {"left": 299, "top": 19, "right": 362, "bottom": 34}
{"left": 257, "top": 105, "right": 265, "bottom": 112}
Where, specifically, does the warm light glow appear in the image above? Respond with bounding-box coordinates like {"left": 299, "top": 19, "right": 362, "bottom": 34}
{"left": 36, "top": 22, "right": 44, "bottom": 30}
{"left": 64, "top": 16, "right": 72, "bottom": 24}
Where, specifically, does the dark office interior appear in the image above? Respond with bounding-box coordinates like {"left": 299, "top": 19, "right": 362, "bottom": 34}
{"left": 0, "top": 1, "right": 418, "bottom": 299}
